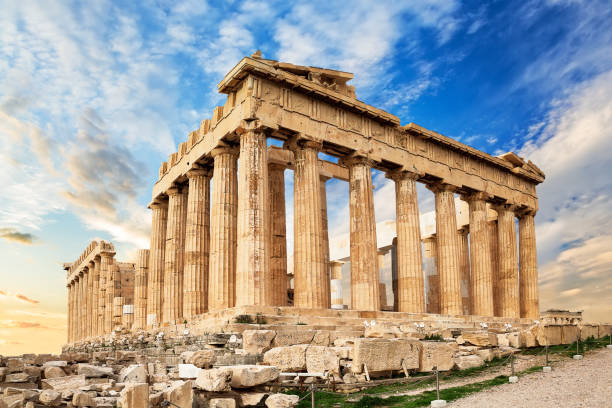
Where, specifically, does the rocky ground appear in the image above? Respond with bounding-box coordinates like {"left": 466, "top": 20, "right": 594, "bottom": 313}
{"left": 449, "top": 348, "right": 612, "bottom": 408}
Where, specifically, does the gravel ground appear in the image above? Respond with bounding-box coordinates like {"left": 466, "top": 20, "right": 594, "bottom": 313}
{"left": 449, "top": 348, "right": 612, "bottom": 408}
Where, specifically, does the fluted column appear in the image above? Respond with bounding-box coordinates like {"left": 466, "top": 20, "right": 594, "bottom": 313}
{"left": 81, "top": 271, "right": 88, "bottom": 339}
{"left": 268, "top": 163, "right": 288, "bottom": 306}
{"left": 462, "top": 193, "right": 494, "bottom": 316}
{"left": 75, "top": 274, "right": 81, "bottom": 340}
{"left": 488, "top": 219, "right": 501, "bottom": 316}
{"left": 495, "top": 204, "right": 519, "bottom": 318}
{"left": 147, "top": 199, "right": 168, "bottom": 327}
{"left": 97, "top": 257, "right": 106, "bottom": 336}
{"left": 101, "top": 251, "right": 115, "bottom": 333}
{"left": 389, "top": 170, "right": 425, "bottom": 313}
{"left": 320, "top": 175, "right": 331, "bottom": 307}
{"left": 163, "top": 186, "right": 188, "bottom": 323}
{"left": 519, "top": 210, "right": 539, "bottom": 318}
{"left": 134, "top": 249, "right": 150, "bottom": 329}
{"left": 86, "top": 262, "right": 94, "bottom": 337}
{"left": 292, "top": 141, "right": 329, "bottom": 309}
{"left": 423, "top": 235, "right": 440, "bottom": 314}
{"left": 111, "top": 265, "right": 123, "bottom": 327}
{"left": 67, "top": 282, "right": 73, "bottom": 342}
{"left": 208, "top": 146, "right": 238, "bottom": 310}
{"left": 91, "top": 258, "right": 100, "bottom": 336}
{"left": 428, "top": 183, "right": 462, "bottom": 315}
{"left": 458, "top": 226, "right": 470, "bottom": 315}
{"left": 330, "top": 261, "right": 344, "bottom": 308}
{"left": 344, "top": 156, "right": 380, "bottom": 311}
{"left": 236, "top": 129, "right": 271, "bottom": 306}
{"left": 184, "top": 169, "right": 212, "bottom": 318}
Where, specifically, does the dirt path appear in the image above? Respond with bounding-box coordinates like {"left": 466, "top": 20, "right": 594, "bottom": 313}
{"left": 449, "top": 348, "right": 612, "bottom": 408}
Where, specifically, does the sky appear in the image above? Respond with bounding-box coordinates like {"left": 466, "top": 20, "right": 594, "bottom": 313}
{"left": 1, "top": 0, "right": 611, "bottom": 355}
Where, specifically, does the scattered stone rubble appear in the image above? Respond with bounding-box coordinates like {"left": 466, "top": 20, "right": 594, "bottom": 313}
{"left": 1, "top": 323, "right": 609, "bottom": 407}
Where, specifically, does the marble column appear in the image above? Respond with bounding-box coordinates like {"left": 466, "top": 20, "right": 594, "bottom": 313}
{"left": 463, "top": 193, "right": 494, "bottom": 316}
{"left": 293, "top": 141, "right": 329, "bottom": 309}
{"left": 91, "top": 258, "right": 100, "bottom": 336}
{"left": 208, "top": 146, "right": 238, "bottom": 310}
{"left": 268, "top": 163, "right": 288, "bottom": 306}
{"left": 377, "top": 250, "right": 388, "bottom": 309}
{"left": 67, "top": 282, "right": 73, "bottom": 342}
{"left": 81, "top": 271, "right": 88, "bottom": 339}
{"left": 519, "top": 210, "right": 539, "bottom": 319}
{"left": 390, "top": 171, "right": 425, "bottom": 313}
{"left": 111, "top": 264, "right": 122, "bottom": 327}
{"left": 458, "top": 226, "right": 471, "bottom": 315}
{"left": 163, "top": 186, "right": 188, "bottom": 323}
{"left": 97, "top": 257, "right": 106, "bottom": 336}
{"left": 330, "top": 261, "right": 344, "bottom": 309}
{"left": 101, "top": 251, "right": 115, "bottom": 333}
{"left": 344, "top": 156, "right": 380, "bottom": 311}
{"left": 86, "top": 262, "right": 95, "bottom": 337}
{"left": 147, "top": 199, "right": 168, "bottom": 327}
{"left": 495, "top": 204, "right": 519, "bottom": 318}
{"left": 488, "top": 220, "right": 501, "bottom": 316}
{"left": 423, "top": 235, "right": 440, "bottom": 314}
{"left": 236, "top": 129, "right": 271, "bottom": 306}
{"left": 183, "top": 169, "right": 212, "bottom": 318}
{"left": 75, "top": 274, "right": 82, "bottom": 340}
{"left": 320, "top": 175, "right": 331, "bottom": 307}
{"left": 134, "top": 249, "right": 150, "bottom": 329}
{"left": 429, "top": 183, "right": 463, "bottom": 315}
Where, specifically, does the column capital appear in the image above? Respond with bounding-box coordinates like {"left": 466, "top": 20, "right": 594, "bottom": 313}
{"left": 186, "top": 168, "right": 212, "bottom": 178}
{"left": 268, "top": 162, "right": 286, "bottom": 172}
{"left": 211, "top": 145, "right": 239, "bottom": 158}
{"left": 166, "top": 185, "right": 185, "bottom": 196}
{"left": 149, "top": 198, "right": 168, "bottom": 210}
{"left": 491, "top": 202, "right": 518, "bottom": 213}
{"left": 515, "top": 206, "right": 537, "bottom": 217}
{"left": 460, "top": 191, "right": 491, "bottom": 203}
{"left": 426, "top": 182, "right": 458, "bottom": 194}
{"left": 386, "top": 169, "right": 422, "bottom": 182}
{"left": 100, "top": 250, "right": 115, "bottom": 259}
{"left": 339, "top": 154, "right": 375, "bottom": 168}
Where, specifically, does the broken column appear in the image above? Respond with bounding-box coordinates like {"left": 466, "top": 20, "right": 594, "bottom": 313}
{"left": 133, "top": 249, "right": 149, "bottom": 330}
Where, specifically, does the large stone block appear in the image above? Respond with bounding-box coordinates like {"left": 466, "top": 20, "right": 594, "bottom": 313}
{"left": 475, "top": 349, "right": 495, "bottom": 362}
{"left": 92, "top": 397, "right": 119, "bottom": 407}
{"left": 265, "top": 394, "right": 299, "bottom": 408}
{"left": 39, "top": 390, "right": 61, "bottom": 407}
{"left": 561, "top": 325, "right": 578, "bottom": 344}
{"left": 7, "top": 359, "right": 24, "bottom": 374}
{"left": 119, "top": 365, "right": 147, "bottom": 383}
{"left": 72, "top": 391, "right": 94, "bottom": 407}
{"left": 458, "top": 332, "right": 497, "bottom": 347}
{"left": 42, "top": 375, "right": 88, "bottom": 391}
{"left": 187, "top": 350, "right": 216, "bottom": 369}
{"left": 77, "top": 364, "right": 113, "bottom": 378}
{"left": 43, "top": 367, "right": 66, "bottom": 380}
{"left": 163, "top": 381, "right": 193, "bottom": 408}
{"left": 271, "top": 330, "right": 315, "bottom": 347}
{"left": 263, "top": 345, "right": 308, "bottom": 371}
{"left": 507, "top": 332, "right": 523, "bottom": 348}
{"left": 418, "top": 342, "right": 455, "bottom": 372}
{"left": 579, "top": 325, "right": 599, "bottom": 340}
{"left": 195, "top": 368, "right": 232, "bottom": 392}
{"left": 229, "top": 365, "right": 280, "bottom": 388}
{"left": 496, "top": 333, "right": 510, "bottom": 347}
{"left": 305, "top": 346, "right": 340, "bottom": 375}
{"left": 178, "top": 364, "right": 200, "bottom": 379}
{"left": 243, "top": 330, "right": 276, "bottom": 354}
{"left": 536, "top": 325, "right": 562, "bottom": 346}
{"left": 240, "top": 393, "right": 267, "bottom": 407}
{"left": 5, "top": 373, "right": 29, "bottom": 383}
{"left": 209, "top": 398, "right": 236, "bottom": 408}
{"left": 42, "top": 361, "right": 67, "bottom": 368}
{"left": 351, "top": 338, "right": 421, "bottom": 374}
{"left": 119, "top": 383, "right": 149, "bottom": 408}
{"left": 454, "top": 355, "right": 485, "bottom": 370}
{"left": 521, "top": 329, "right": 537, "bottom": 348}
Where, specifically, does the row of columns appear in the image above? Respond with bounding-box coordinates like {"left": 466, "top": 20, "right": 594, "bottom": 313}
{"left": 138, "top": 129, "right": 539, "bottom": 328}
{"left": 67, "top": 250, "right": 117, "bottom": 342}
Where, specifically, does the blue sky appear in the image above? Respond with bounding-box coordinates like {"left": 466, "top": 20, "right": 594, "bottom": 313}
{"left": 1, "top": 0, "right": 611, "bottom": 354}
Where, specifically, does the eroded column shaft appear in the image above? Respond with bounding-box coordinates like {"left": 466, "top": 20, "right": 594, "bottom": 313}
{"left": 392, "top": 172, "right": 425, "bottom": 313}
{"left": 465, "top": 196, "right": 494, "bottom": 316}
{"left": 431, "top": 185, "right": 463, "bottom": 315}
{"left": 134, "top": 249, "right": 150, "bottom": 329}
{"left": 87, "top": 264, "right": 94, "bottom": 337}
{"left": 320, "top": 175, "right": 331, "bottom": 307}
{"left": 236, "top": 130, "right": 271, "bottom": 306}
{"left": 268, "top": 163, "right": 288, "bottom": 306}
{"left": 101, "top": 252, "right": 114, "bottom": 333}
{"left": 163, "top": 186, "right": 188, "bottom": 323}
{"left": 519, "top": 212, "right": 539, "bottom": 318}
{"left": 458, "top": 228, "right": 471, "bottom": 315}
{"left": 496, "top": 206, "right": 519, "bottom": 318}
{"left": 488, "top": 220, "right": 501, "bottom": 316}
{"left": 91, "top": 260, "right": 100, "bottom": 337}
{"left": 97, "top": 258, "right": 106, "bottom": 335}
{"left": 423, "top": 235, "right": 440, "bottom": 314}
{"left": 208, "top": 148, "right": 238, "bottom": 310}
{"left": 81, "top": 272, "right": 88, "bottom": 339}
{"left": 184, "top": 169, "right": 212, "bottom": 318}
{"left": 147, "top": 201, "right": 168, "bottom": 327}
{"left": 293, "top": 144, "right": 329, "bottom": 308}
{"left": 347, "top": 158, "right": 380, "bottom": 311}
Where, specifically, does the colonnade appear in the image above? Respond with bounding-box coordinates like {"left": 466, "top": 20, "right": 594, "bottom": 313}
{"left": 133, "top": 132, "right": 539, "bottom": 329}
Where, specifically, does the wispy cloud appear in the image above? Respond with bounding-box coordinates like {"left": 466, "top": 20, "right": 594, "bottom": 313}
{"left": 0, "top": 228, "right": 37, "bottom": 244}
{"left": 0, "top": 290, "right": 40, "bottom": 304}
{"left": 0, "top": 320, "right": 45, "bottom": 329}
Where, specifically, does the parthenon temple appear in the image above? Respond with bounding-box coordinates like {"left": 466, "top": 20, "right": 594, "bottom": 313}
{"left": 66, "top": 54, "right": 545, "bottom": 342}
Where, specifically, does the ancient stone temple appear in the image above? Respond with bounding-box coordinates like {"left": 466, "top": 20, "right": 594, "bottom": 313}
{"left": 65, "top": 54, "right": 545, "bottom": 342}
{"left": 64, "top": 241, "right": 135, "bottom": 342}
